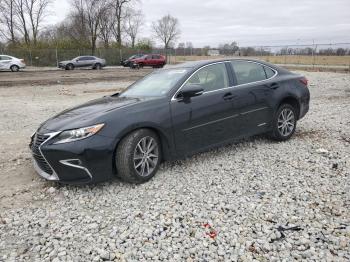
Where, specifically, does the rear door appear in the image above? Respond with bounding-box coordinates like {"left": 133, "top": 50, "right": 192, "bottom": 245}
{"left": 0, "top": 56, "right": 4, "bottom": 69}
{"left": 229, "top": 60, "right": 277, "bottom": 135}
{"left": 145, "top": 55, "right": 153, "bottom": 66}
{"left": 152, "top": 55, "right": 162, "bottom": 66}
{"left": 0, "top": 56, "right": 12, "bottom": 69}
{"left": 171, "top": 62, "right": 241, "bottom": 154}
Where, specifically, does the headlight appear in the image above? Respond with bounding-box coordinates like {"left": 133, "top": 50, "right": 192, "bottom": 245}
{"left": 54, "top": 124, "right": 105, "bottom": 144}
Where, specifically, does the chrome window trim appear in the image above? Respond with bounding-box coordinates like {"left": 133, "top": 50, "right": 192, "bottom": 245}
{"left": 171, "top": 60, "right": 278, "bottom": 102}
{"left": 33, "top": 131, "right": 61, "bottom": 181}
{"left": 59, "top": 159, "right": 93, "bottom": 179}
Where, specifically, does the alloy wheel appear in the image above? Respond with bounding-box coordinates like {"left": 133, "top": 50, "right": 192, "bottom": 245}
{"left": 277, "top": 108, "right": 295, "bottom": 137}
{"left": 133, "top": 136, "right": 159, "bottom": 177}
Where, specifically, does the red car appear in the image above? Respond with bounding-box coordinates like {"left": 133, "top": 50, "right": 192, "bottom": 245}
{"left": 130, "top": 54, "right": 166, "bottom": 68}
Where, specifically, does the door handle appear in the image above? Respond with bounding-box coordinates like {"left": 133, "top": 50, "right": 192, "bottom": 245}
{"left": 269, "top": 83, "right": 280, "bottom": 89}
{"left": 223, "top": 93, "right": 236, "bottom": 101}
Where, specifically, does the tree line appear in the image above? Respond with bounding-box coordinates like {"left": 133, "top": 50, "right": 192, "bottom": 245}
{"left": 0, "top": 0, "right": 181, "bottom": 55}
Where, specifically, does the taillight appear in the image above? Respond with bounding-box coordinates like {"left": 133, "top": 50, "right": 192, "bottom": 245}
{"left": 299, "top": 77, "right": 308, "bottom": 87}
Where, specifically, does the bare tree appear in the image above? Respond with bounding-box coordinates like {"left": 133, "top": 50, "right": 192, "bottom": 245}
{"left": 71, "top": 0, "right": 110, "bottom": 54}
{"left": 25, "top": 0, "right": 52, "bottom": 45}
{"left": 152, "top": 14, "right": 180, "bottom": 58}
{"left": 98, "top": 7, "right": 115, "bottom": 48}
{"left": 11, "top": 0, "right": 51, "bottom": 46}
{"left": 123, "top": 8, "right": 142, "bottom": 48}
{"left": 0, "top": 0, "right": 17, "bottom": 44}
{"left": 111, "top": 0, "right": 139, "bottom": 46}
{"left": 14, "top": 0, "right": 30, "bottom": 45}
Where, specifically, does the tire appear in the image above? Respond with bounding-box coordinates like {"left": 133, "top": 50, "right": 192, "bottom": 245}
{"left": 94, "top": 63, "right": 102, "bottom": 70}
{"left": 10, "top": 65, "right": 20, "bottom": 72}
{"left": 116, "top": 129, "right": 162, "bottom": 183}
{"left": 270, "top": 104, "right": 297, "bottom": 141}
{"left": 65, "top": 64, "right": 74, "bottom": 70}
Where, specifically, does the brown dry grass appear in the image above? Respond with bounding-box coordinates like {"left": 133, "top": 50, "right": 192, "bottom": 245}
{"left": 170, "top": 55, "right": 350, "bottom": 66}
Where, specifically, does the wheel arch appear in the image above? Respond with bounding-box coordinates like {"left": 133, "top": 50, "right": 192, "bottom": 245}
{"left": 277, "top": 96, "right": 301, "bottom": 119}
{"left": 66, "top": 63, "right": 74, "bottom": 69}
{"left": 114, "top": 125, "right": 173, "bottom": 162}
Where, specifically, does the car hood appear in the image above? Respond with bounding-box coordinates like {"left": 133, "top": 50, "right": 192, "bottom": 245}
{"left": 38, "top": 96, "right": 140, "bottom": 133}
{"left": 59, "top": 60, "right": 71, "bottom": 64}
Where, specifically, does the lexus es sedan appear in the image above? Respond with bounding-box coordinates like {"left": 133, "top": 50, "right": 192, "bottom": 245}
{"left": 30, "top": 59, "right": 310, "bottom": 184}
{"left": 58, "top": 56, "right": 106, "bottom": 70}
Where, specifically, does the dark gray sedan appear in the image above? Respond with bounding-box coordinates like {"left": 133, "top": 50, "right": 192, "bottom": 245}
{"left": 58, "top": 56, "right": 106, "bottom": 70}
{"left": 31, "top": 59, "right": 310, "bottom": 184}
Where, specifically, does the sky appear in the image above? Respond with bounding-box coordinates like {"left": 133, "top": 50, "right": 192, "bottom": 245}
{"left": 50, "top": 0, "right": 350, "bottom": 47}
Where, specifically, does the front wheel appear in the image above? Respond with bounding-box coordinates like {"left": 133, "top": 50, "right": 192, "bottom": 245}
{"left": 94, "top": 63, "right": 102, "bottom": 70}
{"left": 65, "top": 64, "right": 74, "bottom": 70}
{"left": 270, "top": 104, "right": 297, "bottom": 141}
{"left": 116, "top": 129, "right": 161, "bottom": 183}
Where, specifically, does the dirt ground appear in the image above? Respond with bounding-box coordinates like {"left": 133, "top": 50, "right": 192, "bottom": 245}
{"left": 0, "top": 68, "right": 349, "bottom": 213}
{"left": 0, "top": 67, "right": 151, "bottom": 87}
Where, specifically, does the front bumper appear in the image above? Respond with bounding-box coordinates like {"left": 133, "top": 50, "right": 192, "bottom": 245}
{"left": 30, "top": 131, "right": 118, "bottom": 184}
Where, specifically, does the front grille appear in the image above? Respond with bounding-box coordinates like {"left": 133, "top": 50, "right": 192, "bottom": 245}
{"left": 30, "top": 133, "right": 54, "bottom": 175}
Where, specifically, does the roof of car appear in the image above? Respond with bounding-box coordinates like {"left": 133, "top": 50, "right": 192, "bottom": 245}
{"left": 169, "top": 58, "right": 289, "bottom": 73}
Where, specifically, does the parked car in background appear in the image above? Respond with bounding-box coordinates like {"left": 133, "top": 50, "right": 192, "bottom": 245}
{"left": 58, "top": 56, "right": 106, "bottom": 70}
{"left": 130, "top": 54, "right": 166, "bottom": 68}
{"left": 30, "top": 59, "right": 309, "bottom": 185}
{"left": 121, "top": 54, "right": 144, "bottom": 67}
{"left": 0, "top": 55, "right": 26, "bottom": 72}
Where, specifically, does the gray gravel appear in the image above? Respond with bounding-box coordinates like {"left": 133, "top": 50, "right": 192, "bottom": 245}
{"left": 0, "top": 71, "right": 349, "bottom": 261}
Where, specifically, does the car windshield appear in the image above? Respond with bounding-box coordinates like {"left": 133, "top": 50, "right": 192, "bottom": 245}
{"left": 119, "top": 68, "right": 190, "bottom": 98}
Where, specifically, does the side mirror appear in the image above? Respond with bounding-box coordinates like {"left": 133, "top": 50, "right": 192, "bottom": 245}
{"left": 177, "top": 84, "right": 204, "bottom": 101}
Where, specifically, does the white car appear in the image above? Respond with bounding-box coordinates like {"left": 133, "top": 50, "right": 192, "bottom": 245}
{"left": 0, "top": 55, "right": 26, "bottom": 72}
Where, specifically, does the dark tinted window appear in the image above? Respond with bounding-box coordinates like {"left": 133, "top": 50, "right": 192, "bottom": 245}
{"left": 184, "top": 63, "right": 229, "bottom": 92}
{"left": 231, "top": 61, "right": 267, "bottom": 85}
{"left": 120, "top": 68, "right": 190, "bottom": 97}
{"left": 264, "top": 67, "right": 276, "bottom": 78}
{"left": 152, "top": 55, "right": 160, "bottom": 59}
{"left": 79, "top": 56, "right": 94, "bottom": 61}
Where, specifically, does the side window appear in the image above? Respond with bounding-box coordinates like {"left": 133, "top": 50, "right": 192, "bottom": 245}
{"left": 80, "top": 57, "right": 91, "bottom": 61}
{"left": 264, "top": 67, "right": 276, "bottom": 78}
{"left": 184, "top": 63, "right": 229, "bottom": 92}
{"left": 0, "top": 56, "right": 11, "bottom": 60}
{"left": 231, "top": 61, "right": 267, "bottom": 85}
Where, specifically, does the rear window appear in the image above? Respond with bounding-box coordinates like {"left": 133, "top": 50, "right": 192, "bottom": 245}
{"left": 264, "top": 67, "right": 276, "bottom": 78}
{"left": 231, "top": 61, "right": 270, "bottom": 85}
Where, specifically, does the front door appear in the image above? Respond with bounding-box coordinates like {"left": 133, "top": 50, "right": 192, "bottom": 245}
{"left": 171, "top": 62, "right": 240, "bottom": 154}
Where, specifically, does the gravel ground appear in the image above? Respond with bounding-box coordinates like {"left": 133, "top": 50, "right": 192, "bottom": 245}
{"left": 0, "top": 71, "right": 349, "bottom": 261}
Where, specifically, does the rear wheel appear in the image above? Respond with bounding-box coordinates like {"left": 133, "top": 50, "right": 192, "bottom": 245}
{"left": 10, "top": 65, "right": 20, "bottom": 72}
{"left": 116, "top": 129, "right": 161, "bottom": 183}
{"left": 270, "top": 104, "right": 297, "bottom": 141}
